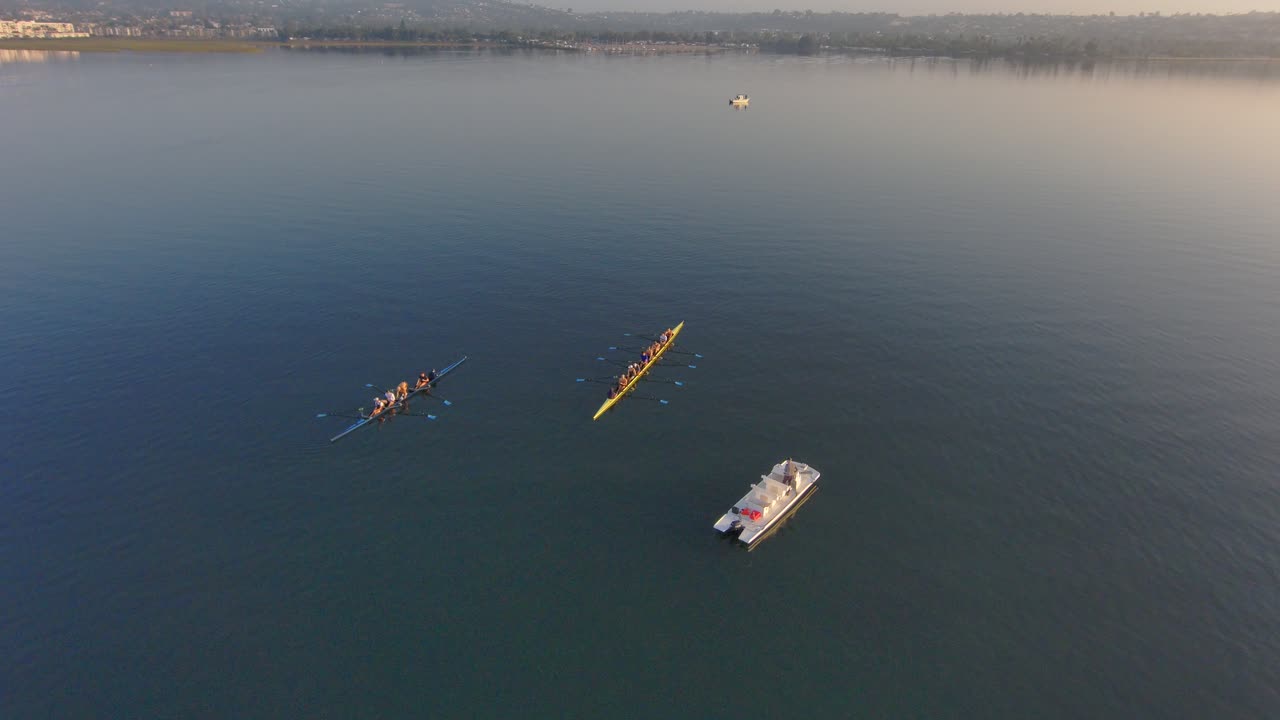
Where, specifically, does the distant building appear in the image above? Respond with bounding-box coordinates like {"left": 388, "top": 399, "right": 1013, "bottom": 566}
{"left": 0, "top": 20, "right": 89, "bottom": 38}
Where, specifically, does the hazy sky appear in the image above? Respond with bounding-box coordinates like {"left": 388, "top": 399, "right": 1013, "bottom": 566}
{"left": 569, "top": 0, "right": 1280, "bottom": 14}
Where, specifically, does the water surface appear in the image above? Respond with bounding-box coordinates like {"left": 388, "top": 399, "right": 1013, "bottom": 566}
{"left": 3, "top": 50, "right": 1280, "bottom": 717}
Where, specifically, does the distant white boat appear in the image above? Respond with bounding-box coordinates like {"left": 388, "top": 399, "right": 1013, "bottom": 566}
{"left": 730, "top": 94, "right": 750, "bottom": 106}
{"left": 713, "top": 459, "right": 820, "bottom": 547}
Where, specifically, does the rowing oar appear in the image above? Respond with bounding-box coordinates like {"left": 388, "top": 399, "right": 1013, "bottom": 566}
{"left": 630, "top": 394, "right": 670, "bottom": 405}
{"left": 619, "top": 332, "right": 700, "bottom": 354}
{"left": 610, "top": 345, "right": 703, "bottom": 360}
{"left": 575, "top": 377, "right": 618, "bottom": 385}
{"left": 316, "top": 410, "right": 438, "bottom": 420}
{"left": 365, "top": 382, "right": 453, "bottom": 405}
{"left": 655, "top": 361, "right": 698, "bottom": 369}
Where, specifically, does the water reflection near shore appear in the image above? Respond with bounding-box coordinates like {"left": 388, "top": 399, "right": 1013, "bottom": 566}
{"left": 872, "top": 54, "right": 1280, "bottom": 85}
{"left": 278, "top": 44, "right": 528, "bottom": 59}
{"left": 278, "top": 45, "right": 1280, "bottom": 85}
{"left": 0, "top": 49, "right": 81, "bottom": 64}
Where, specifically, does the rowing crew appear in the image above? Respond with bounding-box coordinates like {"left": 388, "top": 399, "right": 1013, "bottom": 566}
{"left": 367, "top": 369, "right": 437, "bottom": 417}
{"left": 609, "top": 363, "right": 642, "bottom": 398}
{"left": 641, "top": 328, "right": 676, "bottom": 364}
{"left": 606, "top": 328, "right": 676, "bottom": 399}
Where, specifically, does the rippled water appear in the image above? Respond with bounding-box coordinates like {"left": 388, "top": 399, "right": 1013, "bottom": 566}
{"left": 3, "top": 50, "right": 1280, "bottom": 717}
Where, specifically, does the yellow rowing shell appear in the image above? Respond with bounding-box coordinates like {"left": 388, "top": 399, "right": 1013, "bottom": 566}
{"left": 593, "top": 320, "right": 685, "bottom": 421}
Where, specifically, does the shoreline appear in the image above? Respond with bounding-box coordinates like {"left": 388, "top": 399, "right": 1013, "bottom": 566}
{"left": 1, "top": 37, "right": 1276, "bottom": 61}
{"left": 278, "top": 40, "right": 504, "bottom": 49}
{"left": 0, "top": 38, "right": 261, "bottom": 52}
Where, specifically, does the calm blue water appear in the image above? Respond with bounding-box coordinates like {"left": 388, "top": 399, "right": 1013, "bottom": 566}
{"left": 4, "top": 49, "right": 1280, "bottom": 717}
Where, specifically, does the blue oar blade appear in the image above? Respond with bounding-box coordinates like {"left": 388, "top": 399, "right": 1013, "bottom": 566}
{"left": 427, "top": 414, "right": 438, "bottom": 420}
{"left": 315, "top": 413, "right": 328, "bottom": 418}
{"left": 688, "top": 364, "right": 697, "bottom": 369}
{"left": 443, "top": 400, "right": 452, "bottom": 406}
{"left": 674, "top": 381, "right": 684, "bottom": 387}
{"left": 608, "top": 346, "right": 618, "bottom": 351}
{"left": 576, "top": 378, "right": 586, "bottom": 382}
{"left": 695, "top": 353, "right": 704, "bottom": 359}
{"left": 597, "top": 357, "right": 605, "bottom": 361}
{"left": 660, "top": 400, "right": 669, "bottom": 405}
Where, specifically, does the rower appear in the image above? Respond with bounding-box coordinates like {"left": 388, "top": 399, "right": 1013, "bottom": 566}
{"left": 608, "top": 386, "right": 618, "bottom": 400}
{"left": 384, "top": 389, "right": 397, "bottom": 409}
{"left": 370, "top": 396, "right": 387, "bottom": 416}
{"left": 396, "top": 381, "right": 409, "bottom": 401}
{"left": 414, "top": 372, "right": 430, "bottom": 390}
{"left": 641, "top": 351, "right": 650, "bottom": 364}
{"left": 427, "top": 369, "right": 437, "bottom": 383}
